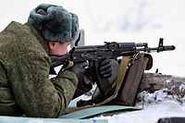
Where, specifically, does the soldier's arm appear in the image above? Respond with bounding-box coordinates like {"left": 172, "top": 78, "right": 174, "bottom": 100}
{"left": 10, "top": 49, "right": 78, "bottom": 117}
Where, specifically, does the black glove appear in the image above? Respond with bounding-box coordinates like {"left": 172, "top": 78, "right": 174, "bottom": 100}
{"left": 70, "top": 62, "right": 87, "bottom": 82}
{"left": 97, "top": 59, "right": 119, "bottom": 95}
{"left": 70, "top": 62, "right": 93, "bottom": 98}
{"left": 99, "top": 59, "right": 119, "bottom": 83}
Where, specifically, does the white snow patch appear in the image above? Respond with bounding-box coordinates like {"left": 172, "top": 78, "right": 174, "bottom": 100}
{"left": 93, "top": 89, "right": 185, "bottom": 123}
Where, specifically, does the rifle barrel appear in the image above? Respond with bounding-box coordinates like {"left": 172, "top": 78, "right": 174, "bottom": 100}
{"left": 136, "top": 45, "right": 175, "bottom": 53}
{"left": 157, "top": 45, "right": 175, "bottom": 52}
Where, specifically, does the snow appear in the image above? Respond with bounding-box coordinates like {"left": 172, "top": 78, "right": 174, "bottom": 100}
{"left": 107, "top": 101, "right": 185, "bottom": 123}
{"left": 1, "top": 0, "right": 185, "bottom": 122}
{"left": 92, "top": 89, "right": 185, "bottom": 123}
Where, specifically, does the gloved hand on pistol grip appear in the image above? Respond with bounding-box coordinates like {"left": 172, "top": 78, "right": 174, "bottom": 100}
{"left": 70, "top": 62, "right": 93, "bottom": 98}
{"left": 70, "top": 62, "right": 87, "bottom": 83}
{"left": 98, "top": 59, "right": 119, "bottom": 84}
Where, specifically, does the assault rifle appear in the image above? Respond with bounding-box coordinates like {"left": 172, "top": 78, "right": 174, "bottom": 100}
{"left": 50, "top": 38, "right": 175, "bottom": 95}
{"left": 50, "top": 38, "right": 175, "bottom": 69}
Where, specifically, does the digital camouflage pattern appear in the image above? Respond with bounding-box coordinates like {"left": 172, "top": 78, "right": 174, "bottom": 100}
{"left": 0, "top": 21, "right": 78, "bottom": 117}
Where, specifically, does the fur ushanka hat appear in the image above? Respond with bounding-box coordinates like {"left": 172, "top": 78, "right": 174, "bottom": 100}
{"left": 28, "top": 4, "right": 79, "bottom": 42}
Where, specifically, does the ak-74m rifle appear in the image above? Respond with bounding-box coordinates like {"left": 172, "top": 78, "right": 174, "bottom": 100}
{"left": 50, "top": 38, "right": 175, "bottom": 69}
{"left": 50, "top": 38, "right": 175, "bottom": 95}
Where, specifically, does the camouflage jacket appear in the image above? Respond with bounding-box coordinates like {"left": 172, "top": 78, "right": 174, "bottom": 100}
{"left": 0, "top": 21, "right": 78, "bottom": 117}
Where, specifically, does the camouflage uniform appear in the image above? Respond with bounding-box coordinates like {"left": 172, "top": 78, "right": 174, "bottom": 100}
{"left": 0, "top": 21, "right": 78, "bottom": 117}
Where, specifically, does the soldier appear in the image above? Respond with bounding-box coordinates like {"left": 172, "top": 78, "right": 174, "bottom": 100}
{"left": 0, "top": 4, "right": 118, "bottom": 117}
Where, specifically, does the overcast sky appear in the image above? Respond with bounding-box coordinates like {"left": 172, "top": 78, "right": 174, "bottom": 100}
{"left": 0, "top": 0, "right": 185, "bottom": 76}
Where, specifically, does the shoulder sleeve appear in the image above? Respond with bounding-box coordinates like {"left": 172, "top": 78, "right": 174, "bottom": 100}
{"left": 8, "top": 40, "right": 78, "bottom": 117}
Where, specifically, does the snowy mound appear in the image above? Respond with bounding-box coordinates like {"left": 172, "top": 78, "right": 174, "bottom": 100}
{"left": 94, "top": 87, "right": 185, "bottom": 123}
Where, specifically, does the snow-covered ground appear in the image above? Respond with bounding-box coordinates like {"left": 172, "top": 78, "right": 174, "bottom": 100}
{"left": 99, "top": 100, "right": 185, "bottom": 123}
{"left": 1, "top": 0, "right": 185, "bottom": 122}
{"left": 94, "top": 89, "right": 185, "bottom": 123}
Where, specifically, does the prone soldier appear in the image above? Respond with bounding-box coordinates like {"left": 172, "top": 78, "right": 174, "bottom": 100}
{"left": 0, "top": 4, "right": 119, "bottom": 117}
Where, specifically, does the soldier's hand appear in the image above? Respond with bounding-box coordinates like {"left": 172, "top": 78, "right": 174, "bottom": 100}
{"left": 96, "top": 59, "right": 119, "bottom": 96}
{"left": 70, "top": 62, "right": 94, "bottom": 98}
{"left": 99, "top": 59, "right": 119, "bottom": 83}
{"left": 70, "top": 62, "right": 87, "bottom": 82}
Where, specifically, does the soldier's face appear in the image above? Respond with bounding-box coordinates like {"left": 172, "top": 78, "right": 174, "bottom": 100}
{"left": 48, "top": 42, "right": 71, "bottom": 56}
